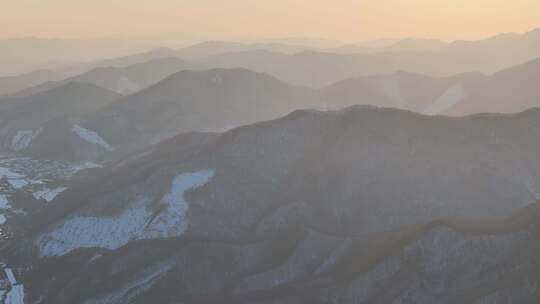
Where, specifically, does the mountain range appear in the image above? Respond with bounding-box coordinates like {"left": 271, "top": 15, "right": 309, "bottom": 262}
{"left": 2, "top": 26, "right": 540, "bottom": 96}
{"left": 1, "top": 25, "right": 540, "bottom": 304}
{"left": 1, "top": 56, "right": 540, "bottom": 162}
{"left": 3, "top": 106, "right": 540, "bottom": 303}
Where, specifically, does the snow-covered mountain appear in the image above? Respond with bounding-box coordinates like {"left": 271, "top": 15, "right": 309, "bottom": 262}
{"left": 1, "top": 68, "right": 319, "bottom": 162}
{"left": 3, "top": 106, "right": 540, "bottom": 303}
{"left": 321, "top": 57, "right": 540, "bottom": 116}
{"left": 0, "top": 82, "right": 122, "bottom": 160}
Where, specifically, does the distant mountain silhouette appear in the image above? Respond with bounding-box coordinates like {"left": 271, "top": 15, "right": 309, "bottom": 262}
{"left": 0, "top": 69, "right": 62, "bottom": 97}
{"left": 3, "top": 27, "right": 540, "bottom": 95}
{"left": 11, "top": 57, "right": 195, "bottom": 96}
{"left": 2, "top": 57, "right": 540, "bottom": 161}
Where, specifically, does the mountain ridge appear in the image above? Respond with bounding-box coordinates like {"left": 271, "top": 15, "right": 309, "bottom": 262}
{"left": 4, "top": 105, "right": 540, "bottom": 303}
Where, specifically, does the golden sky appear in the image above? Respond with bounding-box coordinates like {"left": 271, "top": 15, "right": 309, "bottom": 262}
{"left": 1, "top": 0, "right": 539, "bottom": 42}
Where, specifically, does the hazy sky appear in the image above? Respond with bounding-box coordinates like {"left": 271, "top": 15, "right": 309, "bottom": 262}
{"left": 2, "top": 0, "right": 539, "bottom": 42}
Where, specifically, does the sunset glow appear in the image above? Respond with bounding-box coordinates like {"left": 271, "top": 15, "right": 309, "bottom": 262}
{"left": 2, "top": 0, "right": 539, "bottom": 41}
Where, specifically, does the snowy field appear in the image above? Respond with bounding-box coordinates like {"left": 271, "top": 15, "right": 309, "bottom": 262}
{"left": 0, "top": 157, "right": 103, "bottom": 226}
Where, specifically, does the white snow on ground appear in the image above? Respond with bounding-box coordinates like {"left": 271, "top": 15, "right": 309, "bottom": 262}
{"left": 10, "top": 128, "right": 42, "bottom": 152}
{"left": 0, "top": 195, "right": 9, "bottom": 225}
{"left": 5, "top": 285, "right": 24, "bottom": 304}
{"left": 70, "top": 162, "right": 103, "bottom": 172}
{"left": 0, "top": 158, "right": 103, "bottom": 225}
{"left": 423, "top": 85, "right": 466, "bottom": 115}
{"left": 142, "top": 170, "right": 215, "bottom": 239}
{"left": 72, "top": 125, "right": 115, "bottom": 152}
{"left": 83, "top": 261, "right": 174, "bottom": 304}
{"left": 2, "top": 267, "right": 24, "bottom": 304}
{"left": 36, "top": 198, "right": 151, "bottom": 257}
{"left": 7, "top": 179, "right": 29, "bottom": 190}
{"left": 0, "top": 165, "right": 32, "bottom": 189}
{"left": 0, "top": 158, "right": 101, "bottom": 182}
{"left": 36, "top": 170, "right": 215, "bottom": 257}
{"left": 0, "top": 167, "right": 24, "bottom": 179}
{"left": 0, "top": 195, "right": 9, "bottom": 210}
{"left": 4, "top": 268, "right": 16, "bottom": 285}
{"left": 32, "top": 187, "right": 68, "bottom": 203}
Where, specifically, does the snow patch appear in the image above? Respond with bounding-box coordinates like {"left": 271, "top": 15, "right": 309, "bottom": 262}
{"left": 142, "top": 170, "right": 215, "bottom": 238}
{"left": 36, "top": 197, "right": 152, "bottom": 257}
{"left": 1, "top": 267, "right": 24, "bottom": 304}
{"left": 7, "top": 179, "right": 28, "bottom": 190}
{"left": 69, "top": 162, "right": 103, "bottom": 174}
{"left": 0, "top": 159, "right": 104, "bottom": 221}
{"left": 0, "top": 158, "right": 100, "bottom": 181}
{"left": 83, "top": 261, "right": 174, "bottom": 304}
{"left": 0, "top": 165, "right": 32, "bottom": 189}
{"left": 0, "top": 167, "right": 24, "bottom": 180}
{"left": 0, "top": 195, "right": 8, "bottom": 225}
{"left": 4, "top": 269, "right": 16, "bottom": 285}
{"left": 423, "top": 85, "right": 466, "bottom": 115}
{"left": 0, "top": 195, "right": 9, "bottom": 210}
{"left": 74, "top": 162, "right": 102, "bottom": 169}
{"left": 11, "top": 128, "right": 42, "bottom": 152}
{"left": 5, "top": 285, "right": 24, "bottom": 304}
{"left": 72, "top": 125, "right": 115, "bottom": 152}
{"left": 36, "top": 170, "right": 215, "bottom": 257}
{"left": 32, "top": 187, "right": 68, "bottom": 203}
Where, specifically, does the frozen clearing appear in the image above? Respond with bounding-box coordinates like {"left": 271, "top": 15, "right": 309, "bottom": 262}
{"left": 70, "top": 162, "right": 103, "bottom": 172}
{"left": 2, "top": 267, "right": 25, "bottom": 304}
{"left": 0, "top": 158, "right": 103, "bottom": 218}
{"left": 72, "top": 125, "right": 115, "bottom": 152}
{"left": 83, "top": 261, "right": 174, "bottom": 304}
{"left": 0, "top": 165, "right": 32, "bottom": 189}
{"left": 5, "top": 285, "right": 24, "bottom": 304}
{"left": 0, "top": 195, "right": 9, "bottom": 209}
{"left": 36, "top": 199, "right": 151, "bottom": 257}
{"left": 11, "top": 129, "right": 42, "bottom": 152}
{"left": 32, "top": 187, "right": 68, "bottom": 203}
{"left": 0, "top": 195, "right": 8, "bottom": 225}
{"left": 5, "top": 268, "right": 16, "bottom": 285}
{"left": 142, "top": 170, "right": 215, "bottom": 239}
{"left": 0, "top": 158, "right": 101, "bottom": 182}
{"left": 7, "top": 179, "right": 29, "bottom": 190}
{"left": 0, "top": 167, "right": 24, "bottom": 179}
{"left": 36, "top": 170, "right": 215, "bottom": 257}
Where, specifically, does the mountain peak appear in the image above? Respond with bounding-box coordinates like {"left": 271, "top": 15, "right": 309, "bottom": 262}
{"left": 150, "top": 68, "right": 285, "bottom": 92}
{"left": 35, "top": 81, "right": 122, "bottom": 99}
